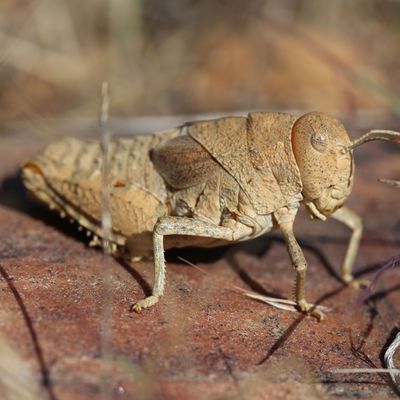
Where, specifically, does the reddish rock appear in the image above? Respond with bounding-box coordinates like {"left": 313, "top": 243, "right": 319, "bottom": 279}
{"left": 0, "top": 121, "right": 399, "bottom": 399}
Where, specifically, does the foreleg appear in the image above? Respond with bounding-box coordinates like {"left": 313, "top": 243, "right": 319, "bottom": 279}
{"left": 274, "top": 206, "right": 325, "bottom": 320}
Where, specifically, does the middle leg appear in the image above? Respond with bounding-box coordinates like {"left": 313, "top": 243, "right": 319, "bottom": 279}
{"left": 331, "top": 206, "right": 367, "bottom": 288}
{"left": 132, "top": 216, "right": 233, "bottom": 312}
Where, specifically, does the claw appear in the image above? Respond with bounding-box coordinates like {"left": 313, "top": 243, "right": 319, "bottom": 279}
{"left": 131, "top": 295, "right": 159, "bottom": 313}
{"left": 298, "top": 299, "right": 326, "bottom": 321}
{"left": 349, "top": 279, "right": 369, "bottom": 289}
{"left": 343, "top": 275, "right": 369, "bottom": 289}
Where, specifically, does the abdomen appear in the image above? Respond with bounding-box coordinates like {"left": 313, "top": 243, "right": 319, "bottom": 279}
{"left": 22, "top": 132, "right": 181, "bottom": 244}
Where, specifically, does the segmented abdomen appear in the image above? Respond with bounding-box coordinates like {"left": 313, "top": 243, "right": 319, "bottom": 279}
{"left": 22, "top": 130, "right": 182, "bottom": 242}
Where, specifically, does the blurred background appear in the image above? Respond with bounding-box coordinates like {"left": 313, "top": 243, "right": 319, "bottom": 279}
{"left": 0, "top": 0, "right": 399, "bottom": 133}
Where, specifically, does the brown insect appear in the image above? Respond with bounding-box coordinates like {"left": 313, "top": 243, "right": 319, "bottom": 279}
{"left": 21, "top": 112, "right": 400, "bottom": 319}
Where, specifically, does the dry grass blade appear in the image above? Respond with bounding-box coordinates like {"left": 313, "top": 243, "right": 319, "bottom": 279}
{"left": 330, "top": 331, "right": 400, "bottom": 390}
{"left": 384, "top": 331, "right": 400, "bottom": 388}
{"left": 177, "top": 257, "right": 331, "bottom": 313}
{"left": 177, "top": 256, "right": 208, "bottom": 274}
{"left": 239, "top": 289, "right": 331, "bottom": 313}
{"left": 357, "top": 254, "right": 400, "bottom": 305}
{"left": 240, "top": 291, "right": 298, "bottom": 312}
{"left": 0, "top": 338, "right": 50, "bottom": 400}
{"left": 100, "top": 81, "right": 112, "bottom": 256}
{"left": 330, "top": 368, "right": 400, "bottom": 375}
{"left": 379, "top": 179, "right": 400, "bottom": 187}
{"left": 99, "top": 81, "right": 114, "bottom": 399}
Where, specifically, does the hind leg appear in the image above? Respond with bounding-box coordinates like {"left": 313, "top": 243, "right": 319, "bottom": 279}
{"left": 132, "top": 217, "right": 233, "bottom": 312}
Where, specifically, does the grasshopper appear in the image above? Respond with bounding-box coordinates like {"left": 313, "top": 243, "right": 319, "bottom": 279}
{"left": 22, "top": 112, "right": 400, "bottom": 319}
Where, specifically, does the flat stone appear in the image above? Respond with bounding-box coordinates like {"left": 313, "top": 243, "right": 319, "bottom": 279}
{"left": 0, "top": 121, "right": 399, "bottom": 399}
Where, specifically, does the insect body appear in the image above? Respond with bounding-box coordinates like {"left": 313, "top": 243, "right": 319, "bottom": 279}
{"left": 22, "top": 112, "right": 400, "bottom": 319}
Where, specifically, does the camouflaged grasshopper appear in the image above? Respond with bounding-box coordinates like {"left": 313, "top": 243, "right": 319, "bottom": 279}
{"left": 22, "top": 112, "right": 400, "bottom": 319}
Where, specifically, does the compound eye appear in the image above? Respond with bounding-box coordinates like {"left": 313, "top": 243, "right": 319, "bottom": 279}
{"left": 311, "top": 132, "right": 329, "bottom": 153}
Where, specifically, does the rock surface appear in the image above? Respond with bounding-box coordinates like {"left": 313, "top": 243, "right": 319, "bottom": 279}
{"left": 0, "top": 120, "right": 399, "bottom": 399}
